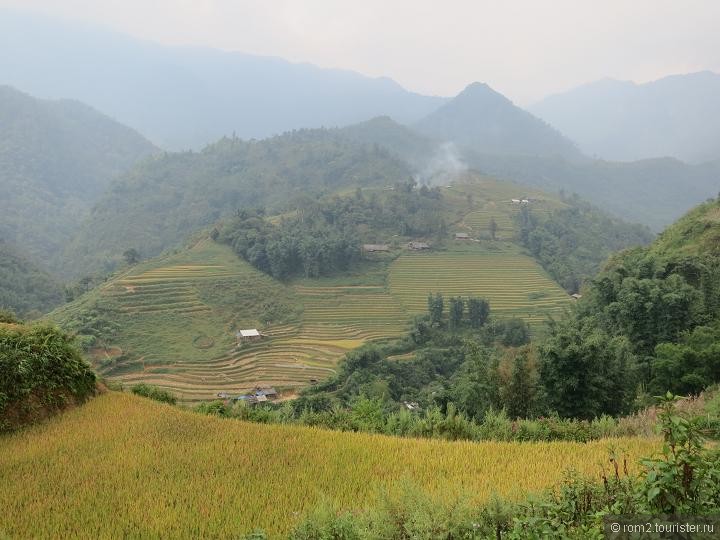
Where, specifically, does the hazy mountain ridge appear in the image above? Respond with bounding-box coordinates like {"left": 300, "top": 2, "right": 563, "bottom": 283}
{"left": 0, "top": 85, "right": 157, "bottom": 269}
{"left": 0, "top": 11, "right": 446, "bottom": 150}
{"left": 337, "top": 116, "right": 720, "bottom": 231}
{"left": 530, "top": 71, "right": 720, "bottom": 162}
{"left": 415, "top": 82, "right": 584, "bottom": 160}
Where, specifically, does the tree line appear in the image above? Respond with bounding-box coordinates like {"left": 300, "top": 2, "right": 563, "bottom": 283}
{"left": 218, "top": 179, "right": 448, "bottom": 279}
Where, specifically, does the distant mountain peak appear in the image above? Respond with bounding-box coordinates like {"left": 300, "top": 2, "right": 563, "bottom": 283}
{"left": 414, "top": 82, "right": 582, "bottom": 159}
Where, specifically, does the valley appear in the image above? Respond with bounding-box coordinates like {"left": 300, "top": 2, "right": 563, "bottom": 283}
{"left": 3, "top": 9, "right": 719, "bottom": 537}
{"left": 51, "top": 176, "right": 575, "bottom": 401}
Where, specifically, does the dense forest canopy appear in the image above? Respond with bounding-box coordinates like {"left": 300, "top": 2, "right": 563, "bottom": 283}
{"left": 0, "top": 240, "right": 64, "bottom": 317}
{"left": 538, "top": 197, "right": 720, "bottom": 418}
{"left": 0, "top": 85, "right": 156, "bottom": 273}
{"left": 62, "top": 130, "right": 412, "bottom": 278}
{"left": 517, "top": 194, "right": 654, "bottom": 292}
{"left": 218, "top": 179, "right": 446, "bottom": 279}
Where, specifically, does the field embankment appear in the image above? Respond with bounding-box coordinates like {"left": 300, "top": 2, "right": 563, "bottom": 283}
{"left": 0, "top": 392, "right": 658, "bottom": 538}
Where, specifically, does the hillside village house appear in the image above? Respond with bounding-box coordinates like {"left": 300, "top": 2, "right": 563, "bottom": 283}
{"left": 236, "top": 329, "right": 263, "bottom": 344}
{"left": 362, "top": 244, "right": 390, "bottom": 253}
{"left": 233, "top": 387, "right": 279, "bottom": 404}
{"left": 454, "top": 233, "right": 470, "bottom": 240}
{"left": 408, "top": 241, "right": 430, "bottom": 250}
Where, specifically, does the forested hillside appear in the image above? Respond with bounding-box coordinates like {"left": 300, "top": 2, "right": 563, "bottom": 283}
{"left": 0, "top": 240, "right": 64, "bottom": 317}
{"left": 517, "top": 194, "right": 654, "bottom": 292}
{"left": 0, "top": 85, "right": 157, "bottom": 271}
{"left": 63, "top": 130, "right": 411, "bottom": 277}
{"left": 539, "top": 197, "right": 720, "bottom": 418}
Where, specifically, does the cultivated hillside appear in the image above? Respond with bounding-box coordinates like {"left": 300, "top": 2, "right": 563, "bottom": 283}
{"left": 462, "top": 152, "right": 720, "bottom": 231}
{"left": 0, "top": 11, "right": 446, "bottom": 149}
{"left": 531, "top": 71, "right": 720, "bottom": 162}
{"left": 62, "top": 129, "right": 412, "bottom": 277}
{"left": 0, "top": 240, "right": 63, "bottom": 316}
{"left": 52, "top": 173, "right": 653, "bottom": 400}
{"left": 0, "top": 85, "right": 157, "bottom": 272}
{"left": 0, "top": 391, "right": 658, "bottom": 538}
{"left": 415, "top": 82, "right": 583, "bottom": 160}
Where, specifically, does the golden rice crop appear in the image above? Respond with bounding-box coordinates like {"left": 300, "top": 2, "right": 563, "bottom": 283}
{"left": 0, "top": 393, "right": 658, "bottom": 539}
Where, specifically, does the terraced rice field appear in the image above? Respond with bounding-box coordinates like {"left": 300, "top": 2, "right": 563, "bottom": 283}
{"left": 389, "top": 251, "right": 570, "bottom": 325}
{"left": 103, "top": 264, "right": 244, "bottom": 315}
{"left": 464, "top": 203, "right": 518, "bottom": 239}
{"left": 296, "top": 284, "right": 408, "bottom": 340}
{"left": 112, "top": 323, "right": 348, "bottom": 402}
{"left": 446, "top": 174, "right": 568, "bottom": 240}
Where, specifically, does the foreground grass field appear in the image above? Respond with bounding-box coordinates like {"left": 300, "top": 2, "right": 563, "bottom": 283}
{"left": 0, "top": 393, "right": 659, "bottom": 538}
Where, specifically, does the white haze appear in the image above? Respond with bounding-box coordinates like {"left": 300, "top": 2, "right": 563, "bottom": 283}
{"left": 414, "top": 143, "right": 468, "bottom": 186}
{"left": 1, "top": 0, "right": 718, "bottom": 103}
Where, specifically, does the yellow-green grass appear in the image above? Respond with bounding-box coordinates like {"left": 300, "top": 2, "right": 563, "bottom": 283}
{"left": 51, "top": 241, "right": 337, "bottom": 401}
{"left": 296, "top": 283, "right": 408, "bottom": 341}
{"left": 389, "top": 251, "right": 571, "bottom": 325}
{"left": 0, "top": 392, "right": 659, "bottom": 539}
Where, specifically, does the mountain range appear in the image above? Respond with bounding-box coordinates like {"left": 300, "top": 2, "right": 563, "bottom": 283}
{"left": 0, "top": 10, "right": 445, "bottom": 150}
{"left": 531, "top": 71, "right": 720, "bottom": 163}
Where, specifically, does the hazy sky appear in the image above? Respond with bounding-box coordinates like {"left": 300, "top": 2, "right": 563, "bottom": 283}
{"left": 2, "top": 0, "right": 719, "bottom": 104}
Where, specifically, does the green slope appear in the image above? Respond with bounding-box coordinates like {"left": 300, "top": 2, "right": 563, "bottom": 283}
{"left": 0, "top": 85, "right": 157, "bottom": 273}
{"left": 63, "top": 129, "right": 411, "bottom": 278}
{"left": 50, "top": 173, "right": 653, "bottom": 400}
{"left": 0, "top": 239, "right": 63, "bottom": 317}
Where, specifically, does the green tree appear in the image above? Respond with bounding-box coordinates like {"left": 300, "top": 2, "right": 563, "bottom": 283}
{"left": 488, "top": 217, "right": 498, "bottom": 240}
{"left": 427, "top": 292, "right": 444, "bottom": 327}
{"left": 449, "top": 297, "right": 464, "bottom": 330}
{"left": 467, "top": 297, "right": 490, "bottom": 328}
{"left": 501, "top": 318, "right": 530, "bottom": 347}
{"left": 505, "top": 348, "right": 537, "bottom": 419}
{"left": 122, "top": 248, "right": 140, "bottom": 265}
{"left": 539, "top": 319, "right": 638, "bottom": 418}
{"left": 0, "top": 309, "right": 18, "bottom": 324}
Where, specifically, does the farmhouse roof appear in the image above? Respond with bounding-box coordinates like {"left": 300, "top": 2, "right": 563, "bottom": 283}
{"left": 237, "top": 329, "right": 260, "bottom": 337}
{"left": 363, "top": 244, "right": 390, "bottom": 252}
{"left": 570, "top": 293, "right": 583, "bottom": 300}
{"left": 408, "top": 241, "right": 430, "bottom": 250}
{"left": 454, "top": 232, "right": 470, "bottom": 239}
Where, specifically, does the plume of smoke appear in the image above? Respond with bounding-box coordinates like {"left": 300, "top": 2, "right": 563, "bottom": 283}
{"left": 414, "top": 142, "right": 468, "bottom": 186}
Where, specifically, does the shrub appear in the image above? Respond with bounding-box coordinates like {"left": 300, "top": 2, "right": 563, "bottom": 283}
{"left": 0, "top": 323, "right": 96, "bottom": 431}
{"left": 130, "top": 384, "right": 177, "bottom": 405}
